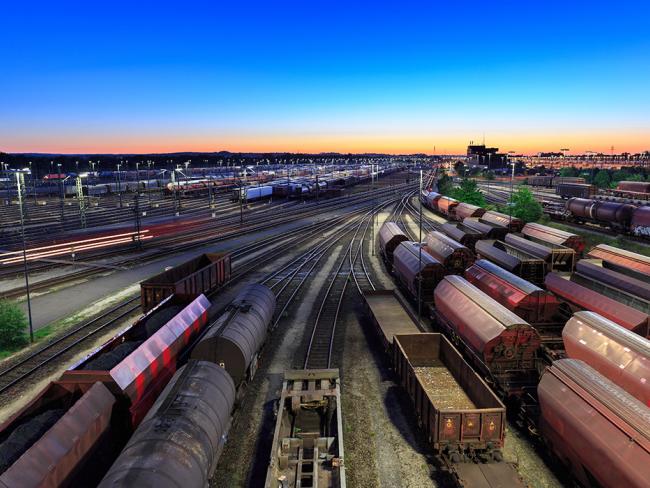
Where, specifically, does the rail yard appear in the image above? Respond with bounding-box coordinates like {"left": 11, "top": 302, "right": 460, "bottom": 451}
{"left": 1, "top": 160, "right": 649, "bottom": 488}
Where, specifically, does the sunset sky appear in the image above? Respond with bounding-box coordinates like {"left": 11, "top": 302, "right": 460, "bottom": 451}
{"left": 1, "top": 1, "right": 649, "bottom": 155}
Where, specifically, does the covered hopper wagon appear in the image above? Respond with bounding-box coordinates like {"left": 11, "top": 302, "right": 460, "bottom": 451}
{"left": 480, "top": 210, "right": 524, "bottom": 233}
{"left": 378, "top": 222, "right": 409, "bottom": 266}
{"left": 436, "top": 196, "right": 459, "bottom": 217}
{"left": 452, "top": 202, "right": 485, "bottom": 221}
{"left": 505, "top": 233, "right": 575, "bottom": 272}
{"left": 425, "top": 231, "right": 475, "bottom": 275}
{"left": 440, "top": 222, "right": 483, "bottom": 252}
{"left": 587, "top": 244, "right": 650, "bottom": 282}
{"left": 521, "top": 222, "right": 585, "bottom": 255}
{"left": 462, "top": 218, "right": 509, "bottom": 241}
{"left": 392, "top": 242, "right": 445, "bottom": 305}
{"left": 475, "top": 240, "right": 546, "bottom": 285}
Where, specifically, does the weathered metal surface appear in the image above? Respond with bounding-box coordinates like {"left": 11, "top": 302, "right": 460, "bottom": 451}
{"left": 434, "top": 276, "right": 540, "bottom": 371}
{"left": 505, "top": 233, "right": 575, "bottom": 272}
{"left": 587, "top": 244, "right": 650, "bottom": 281}
{"left": 453, "top": 202, "right": 485, "bottom": 221}
{"left": 546, "top": 272, "right": 649, "bottom": 336}
{"left": 555, "top": 183, "right": 597, "bottom": 199}
{"left": 451, "top": 462, "right": 525, "bottom": 488}
{"left": 421, "top": 190, "right": 442, "bottom": 211}
{"left": 437, "top": 196, "right": 459, "bottom": 216}
{"left": 475, "top": 240, "right": 545, "bottom": 285}
{"left": 631, "top": 206, "right": 650, "bottom": 237}
{"left": 140, "top": 253, "right": 231, "bottom": 312}
{"left": 563, "top": 311, "right": 650, "bottom": 406}
{"left": 577, "top": 259, "right": 650, "bottom": 301}
{"left": 393, "top": 334, "right": 505, "bottom": 454}
{"left": 425, "top": 231, "right": 475, "bottom": 274}
{"left": 378, "top": 222, "right": 409, "bottom": 264}
{"left": 465, "top": 259, "right": 560, "bottom": 324}
{"left": 99, "top": 360, "right": 236, "bottom": 488}
{"left": 440, "top": 223, "right": 482, "bottom": 251}
{"left": 0, "top": 382, "right": 115, "bottom": 488}
{"left": 538, "top": 359, "right": 650, "bottom": 488}
{"left": 362, "top": 290, "right": 420, "bottom": 352}
{"left": 479, "top": 210, "right": 524, "bottom": 232}
{"left": 462, "top": 218, "right": 508, "bottom": 240}
{"left": 392, "top": 241, "right": 445, "bottom": 304}
{"left": 191, "top": 284, "right": 275, "bottom": 385}
{"left": 617, "top": 181, "right": 650, "bottom": 193}
{"left": 521, "top": 222, "right": 585, "bottom": 255}
{"left": 265, "top": 369, "right": 346, "bottom": 488}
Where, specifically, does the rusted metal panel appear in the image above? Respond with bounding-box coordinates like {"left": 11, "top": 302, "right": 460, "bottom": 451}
{"left": 465, "top": 259, "right": 560, "bottom": 324}
{"left": 99, "top": 361, "right": 236, "bottom": 488}
{"left": 453, "top": 202, "right": 485, "bottom": 221}
{"left": 392, "top": 242, "right": 445, "bottom": 304}
{"left": 437, "top": 196, "right": 459, "bottom": 216}
{"left": 362, "top": 290, "right": 420, "bottom": 352}
{"left": 434, "top": 276, "right": 540, "bottom": 371}
{"left": 505, "top": 233, "right": 575, "bottom": 272}
{"left": 576, "top": 259, "right": 650, "bottom": 301}
{"left": 425, "top": 231, "right": 475, "bottom": 274}
{"left": 191, "top": 284, "right": 275, "bottom": 385}
{"left": 0, "top": 382, "right": 115, "bottom": 488}
{"left": 563, "top": 311, "right": 650, "bottom": 406}
{"left": 587, "top": 244, "right": 650, "bottom": 282}
{"left": 378, "top": 222, "right": 408, "bottom": 264}
{"left": 538, "top": 359, "right": 650, "bottom": 488}
{"left": 521, "top": 222, "right": 585, "bottom": 255}
{"left": 545, "top": 272, "right": 649, "bottom": 337}
{"left": 140, "top": 253, "right": 231, "bottom": 311}
{"left": 393, "top": 334, "right": 505, "bottom": 455}
{"left": 479, "top": 210, "right": 523, "bottom": 232}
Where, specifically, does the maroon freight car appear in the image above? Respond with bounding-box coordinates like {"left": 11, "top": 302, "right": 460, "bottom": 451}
{"left": 631, "top": 206, "right": 650, "bottom": 237}
{"left": 538, "top": 359, "right": 650, "bottom": 488}
{"left": 140, "top": 253, "right": 230, "bottom": 312}
{"left": 480, "top": 210, "right": 524, "bottom": 232}
{"left": 587, "top": 244, "right": 650, "bottom": 282}
{"left": 465, "top": 259, "right": 560, "bottom": 324}
{"left": 392, "top": 242, "right": 445, "bottom": 304}
{"left": 436, "top": 196, "right": 459, "bottom": 217}
{"left": 420, "top": 190, "right": 442, "bottom": 211}
{"left": 617, "top": 180, "right": 650, "bottom": 193}
{"left": 378, "top": 222, "right": 409, "bottom": 265}
{"left": 576, "top": 259, "right": 650, "bottom": 302}
{"left": 475, "top": 240, "right": 546, "bottom": 285}
{"left": 362, "top": 290, "right": 420, "bottom": 353}
{"left": 462, "top": 218, "right": 509, "bottom": 240}
{"left": 61, "top": 294, "right": 211, "bottom": 427}
{"left": 544, "top": 272, "right": 649, "bottom": 337}
{"left": 424, "top": 231, "right": 475, "bottom": 274}
{"left": 562, "top": 311, "right": 650, "bottom": 406}
{"left": 505, "top": 233, "right": 575, "bottom": 272}
{"left": 0, "top": 382, "right": 115, "bottom": 488}
{"left": 440, "top": 222, "right": 482, "bottom": 251}
{"left": 434, "top": 276, "right": 541, "bottom": 395}
{"left": 393, "top": 333, "right": 506, "bottom": 460}
{"left": 521, "top": 222, "right": 585, "bottom": 255}
{"left": 452, "top": 202, "right": 485, "bottom": 221}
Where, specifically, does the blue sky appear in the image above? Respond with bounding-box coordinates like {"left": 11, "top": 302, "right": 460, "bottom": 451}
{"left": 1, "top": 1, "right": 649, "bottom": 153}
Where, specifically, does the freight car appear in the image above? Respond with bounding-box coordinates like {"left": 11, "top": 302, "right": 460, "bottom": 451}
{"left": 434, "top": 276, "right": 541, "bottom": 397}
{"left": 420, "top": 190, "right": 441, "bottom": 211}
{"left": 575, "top": 259, "right": 650, "bottom": 303}
{"left": 465, "top": 259, "right": 560, "bottom": 326}
{"left": 587, "top": 244, "right": 650, "bottom": 281}
{"left": 265, "top": 369, "right": 345, "bottom": 488}
{"left": 462, "top": 218, "right": 509, "bottom": 240}
{"left": 537, "top": 359, "right": 650, "bottom": 488}
{"left": 99, "top": 360, "right": 236, "bottom": 488}
{"left": 480, "top": 210, "right": 524, "bottom": 233}
{"left": 440, "top": 222, "right": 482, "bottom": 251}
{"left": 562, "top": 311, "right": 650, "bottom": 405}
{"left": 362, "top": 289, "right": 421, "bottom": 352}
{"left": 140, "top": 253, "right": 231, "bottom": 312}
{"left": 526, "top": 175, "right": 554, "bottom": 187}
{"left": 378, "top": 222, "right": 408, "bottom": 266}
{"left": 232, "top": 185, "right": 273, "bottom": 202}
{"left": 504, "top": 233, "right": 575, "bottom": 272}
{"left": 191, "top": 284, "right": 276, "bottom": 384}
{"left": 616, "top": 180, "right": 650, "bottom": 194}
{"left": 475, "top": 240, "right": 546, "bottom": 285}
{"left": 544, "top": 272, "right": 649, "bottom": 337}
{"left": 555, "top": 183, "right": 597, "bottom": 199}
{"left": 452, "top": 202, "right": 485, "bottom": 221}
{"left": 392, "top": 241, "right": 445, "bottom": 304}
{"left": 520, "top": 222, "right": 585, "bottom": 255}
{"left": 424, "top": 231, "right": 475, "bottom": 274}
{"left": 566, "top": 198, "right": 635, "bottom": 232}
{"left": 437, "top": 196, "right": 459, "bottom": 217}
{"left": 61, "top": 294, "right": 211, "bottom": 427}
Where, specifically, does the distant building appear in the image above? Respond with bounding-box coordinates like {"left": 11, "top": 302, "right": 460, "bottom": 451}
{"left": 466, "top": 144, "right": 506, "bottom": 169}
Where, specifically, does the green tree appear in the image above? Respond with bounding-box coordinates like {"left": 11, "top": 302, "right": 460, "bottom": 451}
{"left": 0, "top": 300, "right": 29, "bottom": 349}
{"left": 507, "top": 188, "right": 542, "bottom": 223}
{"left": 484, "top": 170, "right": 495, "bottom": 180}
{"left": 559, "top": 166, "right": 578, "bottom": 177}
{"left": 437, "top": 172, "right": 453, "bottom": 196}
{"left": 593, "top": 170, "right": 611, "bottom": 188}
{"left": 451, "top": 178, "right": 486, "bottom": 206}
{"left": 453, "top": 161, "right": 466, "bottom": 177}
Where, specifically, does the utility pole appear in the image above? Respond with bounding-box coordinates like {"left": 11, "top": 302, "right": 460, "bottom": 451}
{"left": 57, "top": 163, "right": 64, "bottom": 222}
{"left": 16, "top": 172, "right": 34, "bottom": 342}
{"left": 171, "top": 169, "right": 180, "bottom": 215}
{"left": 417, "top": 169, "right": 423, "bottom": 327}
{"left": 76, "top": 175, "right": 86, "bottom": 228}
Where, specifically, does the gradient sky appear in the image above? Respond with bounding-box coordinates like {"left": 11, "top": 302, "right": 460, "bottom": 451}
{"left": 1, "top": 1, "right": 649, "bottom": 154}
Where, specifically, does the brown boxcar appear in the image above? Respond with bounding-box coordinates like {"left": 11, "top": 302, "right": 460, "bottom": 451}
{"left": 421, "top": 190, "right": 442, "bottom": 211}
{"left": 425, "top": 231, "right": 475, "bottom": 274}
{"left": 475, "top": 240, "right": 546, "bottom": 285}
{"left": 587, "top": 244, "right": 650, "bottom": 282}
{"left": 140, "top": 253, "right": 231, "bottom": 312}
{"left": 362, "top": 290, "right": 420, "bottom": 353}
{"left": 555, "top": 183, "right": 597, "bottom": 199}
{"left": 505, "top": 233, "right": 575, "bottom": 272}
{"left": 393, "top": 333, "right": 506, "bottom": 460}
{"left": 378, "top": 222, "right": 409, "bottom": 265}
{"left": 440, "top": 222, "right": 482, "bottom": 251}
{"left": 576, "top": 259, "right": 650, "bottom": 302}
{"left": 479, "top": 210, "right": 524, "bottom": 232}
{"left": 0, "top": 382, "right": 115, "bottom": 488}
{"left": 538, "top": 359, "right": 650, "bottom": 488}
{"left": 436, "top": 196, "right": 459, "bottom": 217}
{"left": 452, "top": 202, "right": 485, "bottom": 221}
{"left": 462, "top": 217, "right": 509, "bottom": 240}
{"left": 392, "top": 241, "right": 445, "bottom": 304}
{"left": 527, "top": 175, "right": 553, "bottom": 187}
{"left": 434, "top": 276, "right": 541, "bottom": 395}
{"left": 617, "top": 181, "right": 650, "bottom": 193}
{"left": 465, "top": 259, "right": 560, "bottom": 324}
{"left": 545, "top": 272, "right": 649, "bottom": 337}
{"left": 563, "top": 311, "right": 650, "bottom": 406}
{"left": 62, "top": 294, "right": 211, "bottom": 427}
{"left": 521, "top": 222, "right": 585, "bottom": 255}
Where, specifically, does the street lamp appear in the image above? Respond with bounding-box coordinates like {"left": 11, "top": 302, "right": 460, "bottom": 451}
{"left": 116, "top": 163, "right": 123, "bottom": 208}
{"left": 15, "top": 170, "right": 35, "bottom": 342}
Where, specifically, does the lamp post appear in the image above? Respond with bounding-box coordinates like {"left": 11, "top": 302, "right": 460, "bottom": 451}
{"left": 508, "top": 151, "right": 516, "bottom": 229}
{"left": 15, "top": 171, "right": 34, "bottom": 342}
{"left": 57, "top": 163, "right": 64, "bottom": 221}
{"left": 417, "top": 169, "right": 423, "bottom": 327}
{"left": 116, "top": 163, "right": 123, "bottom": 208}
